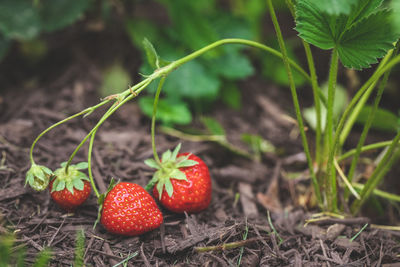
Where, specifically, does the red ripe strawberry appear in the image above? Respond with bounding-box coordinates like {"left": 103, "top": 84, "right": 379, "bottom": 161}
{"left": 101, "top": 182, "right": 163, "bottom": 236}
{"left": 50, "top": 162, "right": 91, "bottom": 212}
{"left": 145, "top": 144, "right": 212, "bottom": 213}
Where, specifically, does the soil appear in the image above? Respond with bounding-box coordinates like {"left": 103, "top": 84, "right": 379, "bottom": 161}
{"left": 2, "top": 8, "right": 400, "bottom": 267}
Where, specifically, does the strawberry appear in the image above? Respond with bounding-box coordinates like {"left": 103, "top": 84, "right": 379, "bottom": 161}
{"left": 50, "top": 162, "right": 91, "bottom": 212}
{"left": 145, "top": 144, "right": 212, "bottom": 213}
{"left": 100, "top": 182, "right": 163, "bottom": 236}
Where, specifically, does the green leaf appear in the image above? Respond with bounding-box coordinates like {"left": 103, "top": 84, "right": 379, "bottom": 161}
{"left": 56, "top": 180, "right": 66, "bottom": 192}
{"left": 66, "top": 182, "right": 74, "bottom": 194}
{"left": 139, "top": 97, "right": 192, "bottom": 125}
{"left": 241, "top": 134, "right": 275, "bottom": 154}
{"left": 295, "top": 0, "right": 338, "bottom": 50}
{"left": 51, "top": 179, "right": 60, "bottom": 193}
{"left": 170, "top": 169, "right": 187, "bottom": 180}
{"left": 73, "top": 179, "right": 85, "bottom": 191}
{"left": 165, "top": 179, "right": 174, "bottom": 197}
{"left": 144, "top": 158, "right": 160, "bottom": 169}
{"left": 296, "top": 0, "right": 398, "bottom": 69}
{"left": 0, "top": 0, "right": 40, "bottom": 40}
{"left": 208, "top": 48, "right": 254, "bottom": 79}
{"left": 176, "top": 160, "right": 198, "bottom": 168}
{"left": 201, "top": 117, "right": 225, "bottom": 136}
{"left": 75, "top": 162, "right": 88, "bottom": 170}
{"left": 337, "top": 10, "right": 398, "bottom": 69}
{"left": 60, "top": 162, "right": 67, "bottom": 168}
{"left": 166, "top": 0, "right": 219, "bottom": 53}
{"left": 156, "top": 182, "right": 164, "bottom": 199}
{"left": 38, "top": 0, "right": 90, "bottom": 32}
{"left": 162, "top": 149, "right": 172, "bottom": 162}
{"left": 220, "top": 82, "right": 241, "bottom": 110}
{"left": 392, "top": 0, "right": 400, "bottom": 34}
{"left": 25, "top": 172, "right": 34, "bottom": 185}
{"left": 163, "top": 60, "right": 220, "bottom": 100}
{"left": 143, "top": 38, "right": 159, "bottom": 69}
{"left": 312, "top": 0, "right": 358, "bottom": 15}
{"left": 171, "top": 143, "right": 181, "bottom": 160}
{"left": 355, "top": 105, "right": 399, "bottom": 132}
{"left": 261, "top": 39, "right": 306, "bottom": 87}
{"left": 41, "top": 166, "right": 53, "bottom": 175}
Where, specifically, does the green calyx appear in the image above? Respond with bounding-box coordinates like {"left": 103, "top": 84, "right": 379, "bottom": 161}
{"left": 25, "top": 164, "right": 53, "bottom": 191}
{"left": 144, "top": 144, "right": 198, "bottom": 199}
{"left": 51, "top": 162, "right": 90, "bottom": 194}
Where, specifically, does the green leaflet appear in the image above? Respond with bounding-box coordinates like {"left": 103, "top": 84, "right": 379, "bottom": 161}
{"left": 296, "top": 0, "right": 398, "bottom": 69}
{"left": 139, "top": 96, "right": 192, "bottom": 125}
{"left": 312, "top": 0, "right": 358, "bottom": 15}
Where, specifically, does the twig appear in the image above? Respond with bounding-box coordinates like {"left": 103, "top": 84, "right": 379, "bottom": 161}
{"left": 47, "top": 217, "right": 66, "bottom": 247}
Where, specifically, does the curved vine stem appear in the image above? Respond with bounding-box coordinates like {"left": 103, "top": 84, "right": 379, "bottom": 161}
{"left": 64, "top": 79, "right": 152, "bottom": 173}
{"left": 29, "top": 100, "right": 111, "bottom": 165}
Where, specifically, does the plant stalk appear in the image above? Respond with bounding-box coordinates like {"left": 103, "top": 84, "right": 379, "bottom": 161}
{"left": 151, "top": 77, "right": 166, "bottom": 164}
{"left": 87, "top": 129, "right": 100, "bottom": 198}
{"left": 267, "top": 0, "right": 322, "bottom": 205}
{"left": 325, "top": 48, "right": 339, "bottom": 211}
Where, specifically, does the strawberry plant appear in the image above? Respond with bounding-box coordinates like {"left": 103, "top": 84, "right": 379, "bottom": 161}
{"left": 26, "top": 0, "right": 400, "bottom": 241}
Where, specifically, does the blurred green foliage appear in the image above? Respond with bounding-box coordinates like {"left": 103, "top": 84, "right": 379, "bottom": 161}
{"left": 125, "top": 0, "right": 257, "bottom": 125}
{"left": 0, "top": 233, "right": 51, "bottom": 267}
{"left": 0, "top": 0, "right": 90, "bottom": 60}
{"left": 0, "top": 0, "right": 301, "bottom": 126}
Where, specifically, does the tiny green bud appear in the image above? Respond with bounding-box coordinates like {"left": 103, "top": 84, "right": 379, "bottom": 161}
{"left": 25, "top": 164, "right": 53, "bottom": 191}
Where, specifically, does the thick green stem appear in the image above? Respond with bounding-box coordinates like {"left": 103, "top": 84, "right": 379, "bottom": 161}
{"left": 267, "top": 0, "right": 322, "bottom": 205}
{"left": 351, "top": 131, "right": 400, "bottom": 214}
{"left": 87, "top": 130, "right": 100, "bottom": 198}
{"left": 303, "top": 41, "right": 322, "bottom": 167}
{"left": 151, "top": 77, "right": 166, "bottom": 164}
{"left": 325, "top": 48, "right": 339, "bottom": 211}
{"left": 65, "top": 79, "right": 152, "bottom": 173}
{"left": 285, "top": 0, "right": 322, "bottom": 156}
{"left": 29, "top": 100, "right": 110, "bottom": 165}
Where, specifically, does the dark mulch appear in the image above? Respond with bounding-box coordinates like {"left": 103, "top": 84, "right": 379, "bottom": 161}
{"left": 1, "top": 58, "right": 400, "bottom": 266}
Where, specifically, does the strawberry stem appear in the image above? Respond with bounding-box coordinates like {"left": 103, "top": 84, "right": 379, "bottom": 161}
{"left": 29, "top": 100, "right": 110, "bottom": 165}
{"left": 87, "top": 128, "right": 100, "bottom": 198}
{"left": 151, "top": 76, "right": 167, "bottom": 165}
{"left": 64, "top": 79, "right": 152, "bottom": 173}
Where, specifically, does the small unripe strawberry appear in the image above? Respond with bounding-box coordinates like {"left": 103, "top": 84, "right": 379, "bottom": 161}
{"left": 25, "top": 164, "right": 53, "bottom": 191}
{"left": 50, "top": 162, "right": 91, "bottom": 212}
